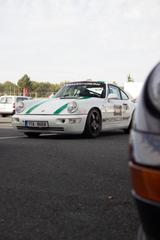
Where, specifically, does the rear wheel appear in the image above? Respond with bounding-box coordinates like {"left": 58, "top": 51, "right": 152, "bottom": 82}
{"left": 24, "top": 132, "right": 40, "bottom": 138}
{"left": 83, "top": 108, "right": 101, "bottom": 138}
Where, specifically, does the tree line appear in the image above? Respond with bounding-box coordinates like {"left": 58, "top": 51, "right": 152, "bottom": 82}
{"left": 0, "top": 74, "right": 134, "bottom": 98}
{"left": 0, "top": 74, "right": 69, "bottom": 98}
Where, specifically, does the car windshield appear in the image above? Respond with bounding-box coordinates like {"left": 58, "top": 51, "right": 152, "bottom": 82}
{"left": 54, "top": 82, "right": 106, "bottom": 98}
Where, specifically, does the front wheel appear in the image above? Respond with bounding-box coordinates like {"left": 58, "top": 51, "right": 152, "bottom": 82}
{"left": 83, "top": 108, "right": 101, "bottom": 138}
{"left": 24, "top": 132, "right": 40, "bottom": 138}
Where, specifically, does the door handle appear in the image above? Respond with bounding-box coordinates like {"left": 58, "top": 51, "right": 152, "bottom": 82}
{"left": 123, "top": 103, "right": 128, "bottom": 106}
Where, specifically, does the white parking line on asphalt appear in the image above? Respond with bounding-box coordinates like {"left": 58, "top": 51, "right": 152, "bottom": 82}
{"left": 0, "top": 136, "right": 25, "bottom": 140}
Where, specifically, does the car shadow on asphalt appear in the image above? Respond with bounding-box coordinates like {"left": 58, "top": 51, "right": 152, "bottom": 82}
{"left": 24, "top": 130, "right": 126, "bottom": 140}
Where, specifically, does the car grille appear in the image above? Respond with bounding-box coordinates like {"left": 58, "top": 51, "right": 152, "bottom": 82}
{"left": 17, "top": 126, "right": 64, "bottom": 131}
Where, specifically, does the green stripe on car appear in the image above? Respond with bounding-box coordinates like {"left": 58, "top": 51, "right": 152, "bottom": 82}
{"left": 26, "top": 100, "right": 49, "bottom": 114}
{"left": 25, "top": 97, "right": 90, "bottom": 115}
{"left": 53, "top": 103, "right": 69, "bottom": 114}
{"left": 53, "top": 97, "right": 91, "bottom": 114}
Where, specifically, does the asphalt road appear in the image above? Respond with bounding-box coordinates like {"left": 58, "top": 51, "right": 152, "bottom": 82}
{"left": 0, "top": 117, "right": 140, "bottom": 240}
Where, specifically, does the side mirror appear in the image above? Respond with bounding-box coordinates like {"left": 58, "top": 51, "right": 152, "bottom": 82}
{"left": 107, "top": 93, "right": 118, "bottom": 102}
{"left": 49, "top": 93, "right": 54, "bottom": 99}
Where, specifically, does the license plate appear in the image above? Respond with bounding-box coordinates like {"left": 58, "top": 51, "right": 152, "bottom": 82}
{"left": 25, "top": 121, "right": 48, "bottom": 128}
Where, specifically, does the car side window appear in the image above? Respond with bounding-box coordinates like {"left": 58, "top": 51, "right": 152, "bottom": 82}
{"left": 106, "top": 87, "right": 110, "bottom": 97}
{"left": 120, "top": 90, "right": 128, "bottom": 100}
{"left": 17, "top": 98, "right": 29, "bottom": 102}
{"left": 17, "top": 98, "right": 23, "bottom": 103}
{"left": 108, "top": 85, "right": 121, "bottom": 99}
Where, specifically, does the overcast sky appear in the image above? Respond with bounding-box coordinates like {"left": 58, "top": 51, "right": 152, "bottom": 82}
{"left": 0, "top": 0, "right": 160, "bottom": 86}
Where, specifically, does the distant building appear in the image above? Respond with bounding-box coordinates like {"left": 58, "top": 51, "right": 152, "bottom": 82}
{"left": 124, "top": 81, "right": 144, "bottom": 98}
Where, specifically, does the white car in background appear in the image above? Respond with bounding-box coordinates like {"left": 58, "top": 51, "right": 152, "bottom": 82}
{"left": 12, "top": 81, "right": 136, "bottom": 138}
{"left": 0, "top": 96, "right": 33, "bottom": 117}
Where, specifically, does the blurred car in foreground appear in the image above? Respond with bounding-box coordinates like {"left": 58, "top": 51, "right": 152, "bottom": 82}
{"left": 0, "top": 96, "right": 33, "bottom": 117}
{"left": 129, "top": 62, "right": 160, "bottom": 240}
{"left": 12, "top": 81, "right": 136, "bottom": 138}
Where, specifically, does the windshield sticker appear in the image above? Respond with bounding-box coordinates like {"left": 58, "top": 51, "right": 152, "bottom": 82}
{"left": 65, "top": 82, "right": 102, "bottom": 87}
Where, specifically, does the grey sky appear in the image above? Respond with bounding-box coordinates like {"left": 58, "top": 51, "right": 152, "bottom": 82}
{"left": 0, "top": 0, "right": 160, "bottom": 86}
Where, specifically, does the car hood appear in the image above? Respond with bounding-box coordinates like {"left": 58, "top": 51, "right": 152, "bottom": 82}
{"left": 21, "top": 97, "right": 93, "bottom": 115}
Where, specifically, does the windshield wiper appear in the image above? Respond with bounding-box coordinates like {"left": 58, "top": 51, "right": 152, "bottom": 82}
{"left": 60, "top": 96, "right": 79, "bottom": 99}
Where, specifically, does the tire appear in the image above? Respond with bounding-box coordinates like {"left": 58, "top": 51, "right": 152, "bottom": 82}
{"left": 2, "top": 114, "right": 7, "bottom": 117}
{"left": 83, "top": 108, "right": 101, "bottom": 138}
{"left": 24, "top": 132, "right": 40, "bottom": 138}
{"left": 123, "top": 124, "right": 131, "bottom": 134}
{"left": 124, "top": 110, "right": 135, "bottom": 134}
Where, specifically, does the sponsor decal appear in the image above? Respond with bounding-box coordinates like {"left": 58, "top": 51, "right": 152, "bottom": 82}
{"left": 114, "top": 105, "right": 122, "bottom": 116}
{"left": 65, "top": 82, "right": 102, "bottom": 87}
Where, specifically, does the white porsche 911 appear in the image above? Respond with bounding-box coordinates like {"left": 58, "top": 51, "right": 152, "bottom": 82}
{"left": 12, "top": 81, "right": 136, "bottom": 138}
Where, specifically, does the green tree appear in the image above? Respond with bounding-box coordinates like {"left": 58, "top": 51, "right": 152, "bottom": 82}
{"left": 17, "top": 74, "right": 32, "bottom": 93}
{"left": 127, "top": 74, "right": 134, "bottom": 82}
{"left": 50, "top": 83, "right": 60, "bottom": 93}
{"left": 50, "top": 81, "right": 69, "bottom": 94}
{"left": 113, "top": 81, "right": 117, "bottom": 85}
{"left": 0, "top": 83, "right": 4, "bottom": 94}
{"left": 31, "top": 81, "right": 40, "bottom": 92}
{"left": 33, "top": 82, "right": 51, "bottom": 97}
{"left": 3, "top": 81, "right": 17, "bottom": 95}
{"left": 59, "top": 81, "right": 69, "bottom": 88}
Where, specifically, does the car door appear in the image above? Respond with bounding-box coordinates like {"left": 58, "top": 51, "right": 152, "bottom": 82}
{"left": 0, "top": 96, "right": 13, "bottom": 114}
{"left": 102, "top": 85, "right": 127, "bottom": 130}
{"left": 119, "top": 88, "right": 132, "bottom": 127}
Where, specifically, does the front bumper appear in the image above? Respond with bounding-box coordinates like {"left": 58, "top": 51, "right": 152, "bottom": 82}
{"left": 12, "top": 114, "right": 87, "bottom": 135}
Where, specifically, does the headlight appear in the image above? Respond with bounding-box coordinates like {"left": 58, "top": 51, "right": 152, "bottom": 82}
{"left": 67, "top": 101, "right": 78, "bottom": 113}
{"left": 147, "top": 63, "right": 160, "bottom": 113}
{"left": 15, "top": 101, "right": 25, "bottom": 113}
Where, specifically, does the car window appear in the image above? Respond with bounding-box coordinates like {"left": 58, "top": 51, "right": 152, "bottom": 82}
{"left": 108, "top": 85, "right": 121, "bottom": 99}
{"left": 17, "top": 98, "right": 23, "bottom": 103}
{"left": 7, "top": 97, "right": 13, "bottom": 103}
{"left": 0, "top": 97, "right": 13, "bottom": 104}
{"left": 120, "top": 90, "right": 128, "bottom": 100}
{"left": 0, "top": 97, "right": 7, "bottom": 103}
{"left": 17, "top": 97, "right": 29, "bottom": 102}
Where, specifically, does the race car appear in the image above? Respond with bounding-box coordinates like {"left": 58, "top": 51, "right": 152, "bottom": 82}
{"left": 12, "top": 81, "right": 136, "bottom": 138}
